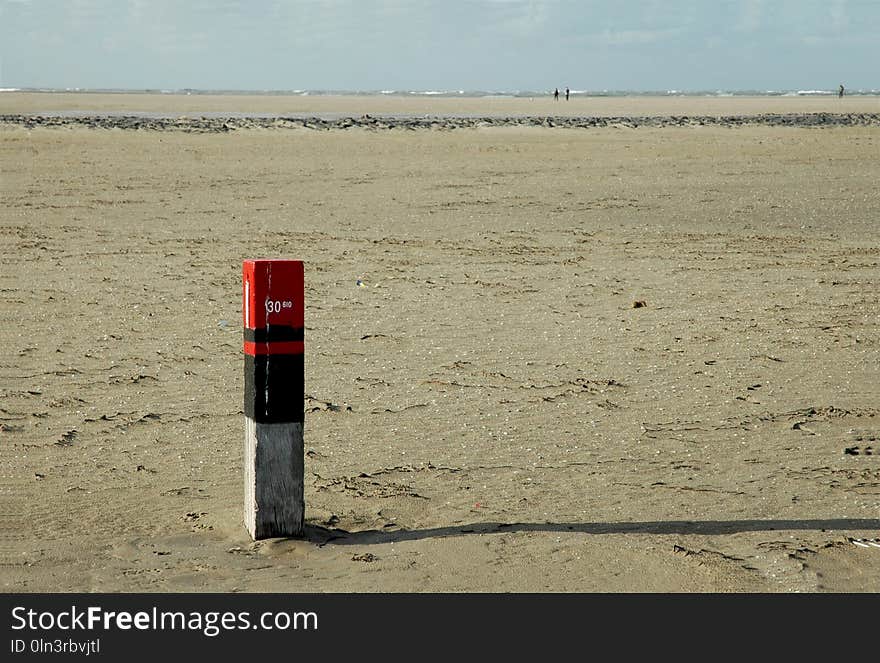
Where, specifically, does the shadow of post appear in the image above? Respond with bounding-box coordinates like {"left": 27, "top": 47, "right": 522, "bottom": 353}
{"left": 300, "top": 518, "right": 880, "bottom": 546}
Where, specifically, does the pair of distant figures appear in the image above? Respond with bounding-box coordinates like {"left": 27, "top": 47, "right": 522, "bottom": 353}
{"left": 839, "top": 84, "right": 845, "bottom": 98}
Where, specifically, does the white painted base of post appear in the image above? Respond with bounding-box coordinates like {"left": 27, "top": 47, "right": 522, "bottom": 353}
{"left": 244, "top": 419, "right": 304, "bottom": 539}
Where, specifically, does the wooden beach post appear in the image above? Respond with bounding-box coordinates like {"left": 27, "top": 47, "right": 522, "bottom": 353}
{"left": 243, "top": 259, "right": 305, "bottom": 539}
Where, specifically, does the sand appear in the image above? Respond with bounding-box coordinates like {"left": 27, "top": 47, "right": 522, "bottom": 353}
{"left": 3, "top": 90, "right": 880, "bottom": 117}
{"left": 2, "top": 92, "right": 879, "bottom": 593}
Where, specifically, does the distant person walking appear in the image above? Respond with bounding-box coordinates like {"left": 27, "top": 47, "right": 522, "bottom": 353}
{"left": 565, "top": 87, "right": 570, "bottom": 101}
{"left": 839, "top": 83, "right": 845, "bottom": 98}
{"left": 554, "top": 87, "right": 559, "bottom": 101}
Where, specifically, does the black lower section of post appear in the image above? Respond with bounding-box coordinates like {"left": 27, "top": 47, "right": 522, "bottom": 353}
{"left": 244, "top": 354, "right": 304, "bottom": 423}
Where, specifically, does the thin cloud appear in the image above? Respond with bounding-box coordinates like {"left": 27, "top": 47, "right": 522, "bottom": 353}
{"left": 595, "top": 27, "right": 682, "bottom": 46}
{"left": 829, "top": 0, "right": 849, "bottom": 31}
{"left": 735, "top": 0, "right": 765, "bottom": 32}
{"left": 483, "top": 0, "right": 550, "bottom": 38}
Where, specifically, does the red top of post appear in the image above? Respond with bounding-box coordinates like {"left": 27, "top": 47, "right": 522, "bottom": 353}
{"left": 242, "top": 259, "right": 304, "bottom": 356}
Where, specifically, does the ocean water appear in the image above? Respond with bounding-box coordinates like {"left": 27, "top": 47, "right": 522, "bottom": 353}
{"left": 2, "top": 87, "right": 879, "bottom": 97}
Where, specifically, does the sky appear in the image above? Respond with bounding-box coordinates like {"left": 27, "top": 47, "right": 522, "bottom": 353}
{"left": 1, "top": 0, "right": 877, "bottom": 92}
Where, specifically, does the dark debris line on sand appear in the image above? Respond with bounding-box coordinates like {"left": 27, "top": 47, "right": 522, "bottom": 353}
{"left": 2, "top": 112, "right": 880, "bottom": 132}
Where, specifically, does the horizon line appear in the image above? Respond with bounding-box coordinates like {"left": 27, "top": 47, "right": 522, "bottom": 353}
{"left": 3, "top": 86, "right": 878, "bottom": 97}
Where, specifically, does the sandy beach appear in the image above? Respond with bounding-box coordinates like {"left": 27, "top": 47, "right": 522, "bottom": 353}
{"left": 3, "top": 90, "right": 880, "bottom": 118}
{"left": 2, "top": 92, "right": 879, "bottom": 592}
